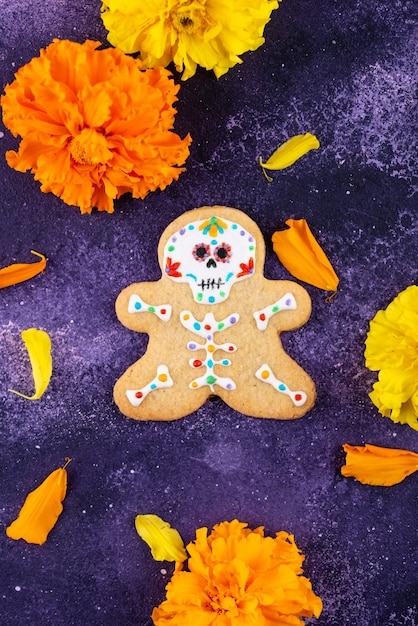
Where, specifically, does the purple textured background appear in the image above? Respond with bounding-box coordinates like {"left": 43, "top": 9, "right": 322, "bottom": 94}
{"left": 0, "top": 1, "right": 417, "bottom": 625}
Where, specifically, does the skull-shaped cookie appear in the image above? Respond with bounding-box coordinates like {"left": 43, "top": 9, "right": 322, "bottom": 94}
{"left": 114, "top": 206, "right": 316, "bottom": 420}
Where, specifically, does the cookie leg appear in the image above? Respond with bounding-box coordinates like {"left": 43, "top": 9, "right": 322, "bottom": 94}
{"left": 255, "top": 364, "right": 307, "bottom": 407}
{"left": 125, "top": 365, "right": 173, "bottom": 407}
{"left": 114, "top": 362, "right": 209, "bottom": 421}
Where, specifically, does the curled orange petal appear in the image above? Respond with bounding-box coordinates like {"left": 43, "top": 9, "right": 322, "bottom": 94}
{"left": 6, "top": 458, "right": 71, "bottom": 545}
{"left": 341, "top": 443, "right": 418, "bottom": 486}
{"left": 0, "top": 250, "right": 46, "bottom": 289}
{"left": 272, "top": 219, "right": 339, "bottom": 293}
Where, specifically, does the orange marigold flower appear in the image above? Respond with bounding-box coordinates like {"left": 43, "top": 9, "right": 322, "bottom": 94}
{"left": 1, "top": 39, "right": 192, "bottom": 214}
{"left": 152, "top": 519, "right": 322, "bottom": 625}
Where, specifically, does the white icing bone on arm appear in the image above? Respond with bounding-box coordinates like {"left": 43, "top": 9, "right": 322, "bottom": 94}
{"left": 253, "top": 292, "right": 297, "bottom": 331}
{"left": 128, "top": 294, "right": 172, "bottom": 322}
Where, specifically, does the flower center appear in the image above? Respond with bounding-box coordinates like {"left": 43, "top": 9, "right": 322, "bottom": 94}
{"left": 210, "top": 594, "right": 239, "bottom": 616}
{"left": 69, "top": 137, "right": 94, "bottom": 165}
{"left": 171, "top": 1, "right": 207, "bottom": 34}
{"left": 69, "top": 128, "right": 113, "bottom": 166}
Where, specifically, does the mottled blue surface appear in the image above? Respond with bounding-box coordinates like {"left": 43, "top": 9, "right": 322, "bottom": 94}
{"left": 0, "top": 1, "right": 417, "bottom": 625}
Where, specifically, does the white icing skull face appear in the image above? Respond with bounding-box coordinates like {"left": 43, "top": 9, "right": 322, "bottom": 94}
{"left": 163, "top": 215, "right": 256, "bottom": 304}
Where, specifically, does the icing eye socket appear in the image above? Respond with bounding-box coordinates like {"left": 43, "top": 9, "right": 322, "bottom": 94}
{"left": 193, "top": 243, "right": 210, "bottom": 262}
{"left": 214, "top": 243, "right": 232, "bottom": 263}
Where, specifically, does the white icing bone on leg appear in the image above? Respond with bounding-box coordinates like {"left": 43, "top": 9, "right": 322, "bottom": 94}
{"left": 255, "top": 364, "right": 307, "bottom": 407}
{"left": 126, "top": 365, "right": 173, "bottom": 407}
{"left": 253, "top": 292, "right": 297, "bottom": 331}
{"left": 128, "top": 294, "right": 172, "bottom": 322}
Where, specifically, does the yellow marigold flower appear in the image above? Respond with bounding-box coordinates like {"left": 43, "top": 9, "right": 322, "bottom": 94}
{"left": 364, "top": 285, "right": 418, "bottom": 430}
{"left": 1, "top": 39, "right": 191, "bottom": 214}
{"left": 152, "top": 520, "right": 322, "bottom": 625}
{"left": 101, "top": 0, "right": 280, "bottom": 80}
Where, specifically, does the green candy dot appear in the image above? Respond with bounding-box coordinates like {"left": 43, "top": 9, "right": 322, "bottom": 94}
{"left": 272, "top": 306, "right": 279, "bottom": 313}
{"left": 249, "top": 245, "right": 254, "bottom": 251}
{"left": 219, "top": 291, "right": 225, "bottom": 298}
{"left": 197, "top": 293, "right": 203, "bottom": 301}
{"left": 168, "top": 245, "right": 175, "bottom": 252}
{"left": 206, "top": 375, "right": 216, "bottom": 385}
{"left": 148, "top": 306, "right": 156, "bottom": 313}
{"left": 217, "top": 322, "right": 225, "bottom": 330}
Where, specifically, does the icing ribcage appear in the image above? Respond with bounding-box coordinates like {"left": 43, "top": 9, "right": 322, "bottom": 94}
{"left": 180, "top": 311, "right": 239, "bottom": 392}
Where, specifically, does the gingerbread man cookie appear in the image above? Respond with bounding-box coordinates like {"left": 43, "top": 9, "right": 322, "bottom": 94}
{"left": 114, "top": 206, "right": 316, "bottom": 420}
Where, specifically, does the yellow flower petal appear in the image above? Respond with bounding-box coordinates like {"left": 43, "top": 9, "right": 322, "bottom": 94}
{"left": 9, "top": 328, "right": 52, "bottom": 400}
{"left": 0, "top": 250, "right": 46, "bottom": 289}
{"left": 6, "top": 458, "right": 71, "bottom": 545}
{"left": 135, "top": 514, "right": 187, "bottom": 563}
{"left": 342, "top": 444, "right": 418, "bottom": 486}
{"left": 272, "top": 218, "right": 339, "bottom": 292}
{"left": 259, "top": 133, "right": 320, "bottom": 180}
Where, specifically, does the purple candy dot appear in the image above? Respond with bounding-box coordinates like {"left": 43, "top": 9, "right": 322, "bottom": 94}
{"left": 172, "top": 236, "right": 177, "bottom": 242}
{"left": 180, "top": 228, "right": 186, "bottom": 235}
{"left": 226, "top": 384, "right": 233, "bottom": 390}
{"left": 230, "top": 316, "right": 237, "bottom": 324}
{"left": 207, "top": 335, "right": 212, "bottom": 340}
{"left": 189, "top": 343, "right": 196, "bottom": 349}
{"left": 240, "top": 230, "right": 245, "bottom": 236}
{"left": 248, "top": 236, "right": 254, "bottom": 242}
{"left": 286, "top": 298, "right": 292, "bottom": 306}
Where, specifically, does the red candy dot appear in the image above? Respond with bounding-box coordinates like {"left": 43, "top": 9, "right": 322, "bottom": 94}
{"left": 160, "top": 309, "right": 166, "bottom": 315}
{"left": 295, "top": 394, "right": 302, "bottom": 401}
{"left": 193, "top": 359, "right": 203, "bottom": 368}
{"left": 204, "top": 324, "right": 211, "bottom": 330}
{"left": 135, "top": 391, "right": 143, "bottom": 399}
{"left": 228, "top": 345, "right": 234, "bottom": 351}
{"left": 260, "top": 313, "right": 266, "bottom": 321}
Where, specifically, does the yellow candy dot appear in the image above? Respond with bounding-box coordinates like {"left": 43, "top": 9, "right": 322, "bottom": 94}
{"left": 191, "top": 381, "right": 198, "bottom": 388}
{"left": 261, "top": 369, "right": 270, "bottom": 380}
{"left": 208, "top": 345, "right": 215, "bottom": 353}
{"left": 158, "top": 373, "right": 168, "bottom": 382}
{"left": 183, "top": 313, "right": 190, "bottom": 320}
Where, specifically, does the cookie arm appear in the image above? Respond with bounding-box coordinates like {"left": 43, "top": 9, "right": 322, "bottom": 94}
{"left": 115, "top": 282, "right": 172, "bottom": 332}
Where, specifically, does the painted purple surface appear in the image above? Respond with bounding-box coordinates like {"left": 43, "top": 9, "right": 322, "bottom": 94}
{"left": 0, "top": 1, "right": 417, "bottom": 625}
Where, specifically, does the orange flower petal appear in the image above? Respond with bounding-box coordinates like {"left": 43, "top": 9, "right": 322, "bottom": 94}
{"left": 0, "top": 250, "right": 46, "bottom": 289}
{"left": 272, "top": 219, "right": 339, "bottom": 292}
{"left": 6, "top": 458, "right": 71, "bottom": 545}
{"left": 341, "top": 443, "right": 418, "bottom": 486}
